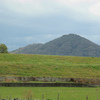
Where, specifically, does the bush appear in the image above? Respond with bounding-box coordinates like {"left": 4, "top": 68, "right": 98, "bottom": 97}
{"left": 0, "top": 43, "right": 8, "bottom": 53}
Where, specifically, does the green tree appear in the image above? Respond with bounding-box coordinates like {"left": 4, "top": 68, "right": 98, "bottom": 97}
{"left": 0, "top": 43, "right": 8, "bottom": 53}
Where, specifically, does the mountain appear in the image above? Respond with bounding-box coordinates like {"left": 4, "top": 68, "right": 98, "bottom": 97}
{"left": 11, "top": 34, "right": 100, "bottom": 57}
{"left": 11, "top": 43, "right": 43, "bottom": 54}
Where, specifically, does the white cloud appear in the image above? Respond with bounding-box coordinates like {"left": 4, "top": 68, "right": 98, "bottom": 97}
{"left": 24, "top": 36, "right": 35, "bottom": 43}
{"left": 57, "top": 0, "right": 100, "bottom": 19}
{"left": 58, "top": 0, "right": 98, "bottom": 6}
{"left": 0, "top": 0, "right": 61, "bottom": 17}
{"left": 1, "top": 0, "right": 100, "bottom": 22}
{"left": 89, "top": 2, "right": 100, "bottom": 17}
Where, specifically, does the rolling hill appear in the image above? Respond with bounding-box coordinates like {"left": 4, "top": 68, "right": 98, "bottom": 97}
{"left": 11, "top": 34, "right": 100, "bottom": 57}
{"left": 0, "top": 54, "right": 100, "bottom": 78}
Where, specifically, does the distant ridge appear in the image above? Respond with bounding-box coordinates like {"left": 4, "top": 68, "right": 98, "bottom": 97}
{"left": 11, "top": 43, "right": 43, "bottom": 54}
{"left": 11, "top": 34, "right": 100, "bottom": 57}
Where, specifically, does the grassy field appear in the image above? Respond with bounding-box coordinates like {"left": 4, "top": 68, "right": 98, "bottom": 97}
{"left": 0, "top": 87, "right": 100, "bottom": 100}
{"left": 0, "top": 54, "right": 100, "bottom": 78}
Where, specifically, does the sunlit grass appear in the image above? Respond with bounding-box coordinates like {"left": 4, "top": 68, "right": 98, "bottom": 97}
{"left": 0, "top": 54, "right": 100, "bottom": 78}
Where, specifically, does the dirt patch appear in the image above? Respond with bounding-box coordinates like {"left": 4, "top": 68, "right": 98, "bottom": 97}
{"left": 71, "top": 78, "right": 100, "bottom": 84}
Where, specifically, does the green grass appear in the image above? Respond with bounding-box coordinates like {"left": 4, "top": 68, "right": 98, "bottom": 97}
{"left": 0, "top": 54, "right": 100, "bottom": 78}
{"left": 0, "top": 87, "right": 100, "bottom": 100}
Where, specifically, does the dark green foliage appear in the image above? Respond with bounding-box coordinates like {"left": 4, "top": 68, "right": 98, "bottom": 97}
{"left": 0, "top": 43, "right": 8, "bottom": 53}
{"left": 11, "top": 34, "right": 100, "bottom": 57}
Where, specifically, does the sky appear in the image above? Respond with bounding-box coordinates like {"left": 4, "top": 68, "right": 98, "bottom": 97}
{"left": 0, "top": 0, "right": 100, "bottom": 51}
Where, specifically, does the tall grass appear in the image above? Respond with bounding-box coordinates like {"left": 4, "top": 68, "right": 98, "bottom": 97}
{"left": 0, "top": 54, "right": 100, "bottom": 78}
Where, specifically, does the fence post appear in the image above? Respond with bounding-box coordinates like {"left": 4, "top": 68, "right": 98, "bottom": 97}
{"left": 9, "top": 95, "right": 11, "bottom": 100}
{"left": 42, "top": 94, "right": 44, "bottom": 100}
{"left": 0, "top": 94, "right": 1, "bottom": 100}
{"left": 97, "top": 89, "right": 98, "bottom": 100}
{"left": 57, "top": 94, "right": 59, "bottom": 100}
{"left": 30, "top": 94, "right": 32, "bottom": 100}
{"left": 6, "top": 96, "right": 8, "bottom": 100}
{"left": 86, "top": 96, "right": 88, "bottom": 100}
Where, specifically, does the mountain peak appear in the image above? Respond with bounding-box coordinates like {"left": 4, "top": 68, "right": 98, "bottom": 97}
{"left": 62, "top": 33, "right": 83, "bottom": 38}
{"left": 11, "top": 34, "right": 100, "bottom": 57}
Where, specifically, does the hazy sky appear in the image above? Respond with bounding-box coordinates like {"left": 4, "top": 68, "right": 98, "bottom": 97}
{"left": 0, "top": 0, "right": 100, "bottom": 51}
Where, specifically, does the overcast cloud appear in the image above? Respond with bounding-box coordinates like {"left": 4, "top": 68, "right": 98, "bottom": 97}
{"left": 0, "top": 0, "right": 100, "bottom": 51}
